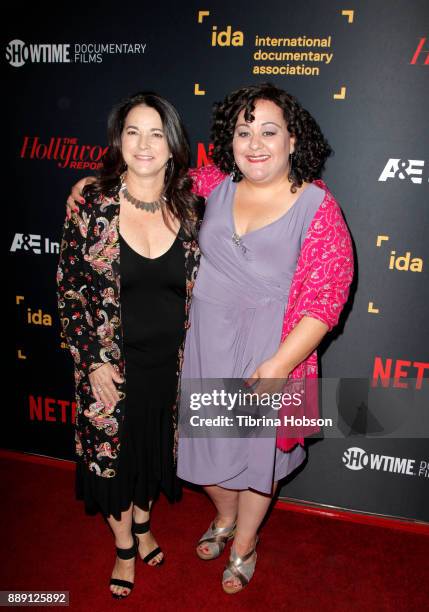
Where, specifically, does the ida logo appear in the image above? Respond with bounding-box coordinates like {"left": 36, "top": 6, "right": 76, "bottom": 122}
{"left": 378, "top": 159, "right": 426, "bottom": 184}
{"left": 211, "top": 25, "right": 244, "bottom": 47}
{"left": 388, "top": 250, "right": 423, "bottom": 272}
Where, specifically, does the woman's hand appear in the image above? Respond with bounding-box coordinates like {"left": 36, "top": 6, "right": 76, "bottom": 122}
{"left": 88, "top": 363, "right": 124, "bottom": 409}
{"left": 66, "top": 176, "right": 96, "bottom": 218}
{"left": 245, "top": 356, "right": 290, "bottom": 396}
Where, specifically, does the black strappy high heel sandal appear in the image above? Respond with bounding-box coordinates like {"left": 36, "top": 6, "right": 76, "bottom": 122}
{"left": 109, "top": 535, "right": 138, "bottom": 599}
{"left": 132, "top": 520, "right": 164, "bottom": 567}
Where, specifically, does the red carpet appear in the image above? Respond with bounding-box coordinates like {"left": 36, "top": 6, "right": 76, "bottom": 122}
{"left": 1, "top": 455, "right": 428, "bottom": 611}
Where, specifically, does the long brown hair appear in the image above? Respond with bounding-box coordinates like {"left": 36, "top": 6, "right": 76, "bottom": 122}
{"left": 84, "top": 92, "right": 202, "bottom": 237}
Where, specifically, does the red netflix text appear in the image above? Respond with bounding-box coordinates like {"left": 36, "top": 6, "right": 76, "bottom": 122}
{"left": 196, "top": 142, "right": 214, "bottom": 167}
{"left": 372, "top": 357, "right": 429, "bottom": 389}
{"left": 29, "top": 395, "right": 77, "bottom": 424}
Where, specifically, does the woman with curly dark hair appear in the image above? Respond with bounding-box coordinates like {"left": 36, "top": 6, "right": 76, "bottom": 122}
{"left": 58, "top": 92, "right": 203, "bottom": 598}
{"left": 177, "top": 83, "right": 353, "bottom": 593}
{"left": 66, "top": 83, "right": 353, "bottom": 596}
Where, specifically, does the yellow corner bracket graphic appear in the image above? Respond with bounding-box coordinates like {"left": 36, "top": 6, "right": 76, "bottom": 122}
{"left": 368, "top": 302, "right": 379, "bottom": 314}
{"left": 194, "top": 83, "right": 206, "bottom": 96}
{"left": 18, "top": 349, "right": 27, "bottom": 360}
{"left": 16, "top": 295, "right": 25, "bottom": 305}
{"left": 333, "top": 87, "right": 347, "bottom": 100}
{"left": 341, "top": 10, "right": 354, "bottom": 23}
{"left": 376, "top": 235, "right": 389, "bottom": 247}
{"left": 198, "top": 10, "right": 210, "bottom": 23}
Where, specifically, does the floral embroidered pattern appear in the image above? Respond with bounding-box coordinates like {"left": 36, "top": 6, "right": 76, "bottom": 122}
{"left": 277, "top": 179, "right": 354, "bottom": 450}
{"left": 57, "top": 184, "right": 201, "bottom": 478}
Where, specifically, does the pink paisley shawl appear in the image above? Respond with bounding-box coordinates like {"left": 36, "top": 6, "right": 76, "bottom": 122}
{"left": 189, "top": 164, "right": 354, "bottom": 451}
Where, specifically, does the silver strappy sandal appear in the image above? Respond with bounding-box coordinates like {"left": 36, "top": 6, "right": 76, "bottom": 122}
{"left": 222, "top": 538, "right": 258, "bottom": 594}
{"left": 196, "top": 519, "right": 236, "bottom": 560}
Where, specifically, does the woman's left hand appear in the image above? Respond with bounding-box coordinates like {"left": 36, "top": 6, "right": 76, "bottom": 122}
{"left": 245, "top": 356, "right": 290, "bottom": 396}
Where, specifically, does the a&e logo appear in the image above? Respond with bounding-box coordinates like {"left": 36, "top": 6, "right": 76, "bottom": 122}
{"left": 378, "top": 159, "right": 426, "bottom": 184}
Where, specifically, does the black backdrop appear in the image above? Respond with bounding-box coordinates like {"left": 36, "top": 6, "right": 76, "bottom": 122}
{"left": 5, "top": 0, "right": 428, "bottom": 522}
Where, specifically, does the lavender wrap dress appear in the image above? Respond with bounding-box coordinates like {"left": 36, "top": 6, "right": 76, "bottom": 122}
{"left": 177, "top": 176, "right": 325, "bottom": 493}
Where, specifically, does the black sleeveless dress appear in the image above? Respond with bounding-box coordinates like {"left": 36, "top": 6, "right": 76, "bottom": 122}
{"left": 76, "top": 231, "right": 185, "bottom": 520}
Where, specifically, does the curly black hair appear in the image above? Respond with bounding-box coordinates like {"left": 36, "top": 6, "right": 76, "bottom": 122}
{"left": 211, "top": 83, "right": 332, "bottom": 193}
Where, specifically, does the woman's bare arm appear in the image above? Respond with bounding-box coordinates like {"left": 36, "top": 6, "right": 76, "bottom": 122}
{"left": 66, "top": 176, "right": 96, "bottom": 216}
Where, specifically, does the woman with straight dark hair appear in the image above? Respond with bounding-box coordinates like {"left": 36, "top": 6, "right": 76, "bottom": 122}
{"left": 57, "top": 92, "right": 203, "bottom": 598}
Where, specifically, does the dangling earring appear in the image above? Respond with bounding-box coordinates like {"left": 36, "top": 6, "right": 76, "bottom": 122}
{"left": 231, "top": 161, "right": 241, "bottom": 182}
{"left": 288, "top": 152, "right": 294, "bottom": 180}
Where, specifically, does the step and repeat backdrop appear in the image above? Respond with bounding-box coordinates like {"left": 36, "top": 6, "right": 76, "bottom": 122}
{"left": 5, "top": 0, "right": 428, "bottom": 522}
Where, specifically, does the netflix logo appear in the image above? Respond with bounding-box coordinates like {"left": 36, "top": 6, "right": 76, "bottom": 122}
{"left": 29, "top": 396, "right": 77, "bottom": 424}
{"left": 196, "top": 142, "right": 214, "bottom": 167}
{"left": 372, "top": 357, "right": 429, "bottom": 390}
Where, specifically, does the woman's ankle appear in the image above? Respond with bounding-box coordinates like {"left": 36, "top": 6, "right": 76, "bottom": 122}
{"left": 114, "top": 534, "right": 135, "bottom": 550}
{"left": 232, "top": 535, "right": 257, "bottom": 556}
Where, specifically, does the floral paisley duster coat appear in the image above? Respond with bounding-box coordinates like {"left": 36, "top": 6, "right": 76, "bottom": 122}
{"left": 57, "top": 183, "right": 201, "bottom": 479}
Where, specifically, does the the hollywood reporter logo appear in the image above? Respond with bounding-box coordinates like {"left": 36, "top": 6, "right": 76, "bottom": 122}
{"left": 20, "top": 136, "right": 108, "bottom": 170}
{"left": 410, "top": 37, "right": 429, "bottom": 65}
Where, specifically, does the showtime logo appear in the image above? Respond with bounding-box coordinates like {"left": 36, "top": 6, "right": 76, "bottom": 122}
{"left": 5, "top": 39, "right": 147, "bottom": 67}
{"left": 20, "top": 136, "right": 108, "bottom": 170}
{"left": 342, "top": 447, "right": 427, "bottom": 477}
{"left": 378, "top": 159, "right": 426, "bottom": 184}
{"left": 6, "top": 40, "right": 70, "bottom": 67}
